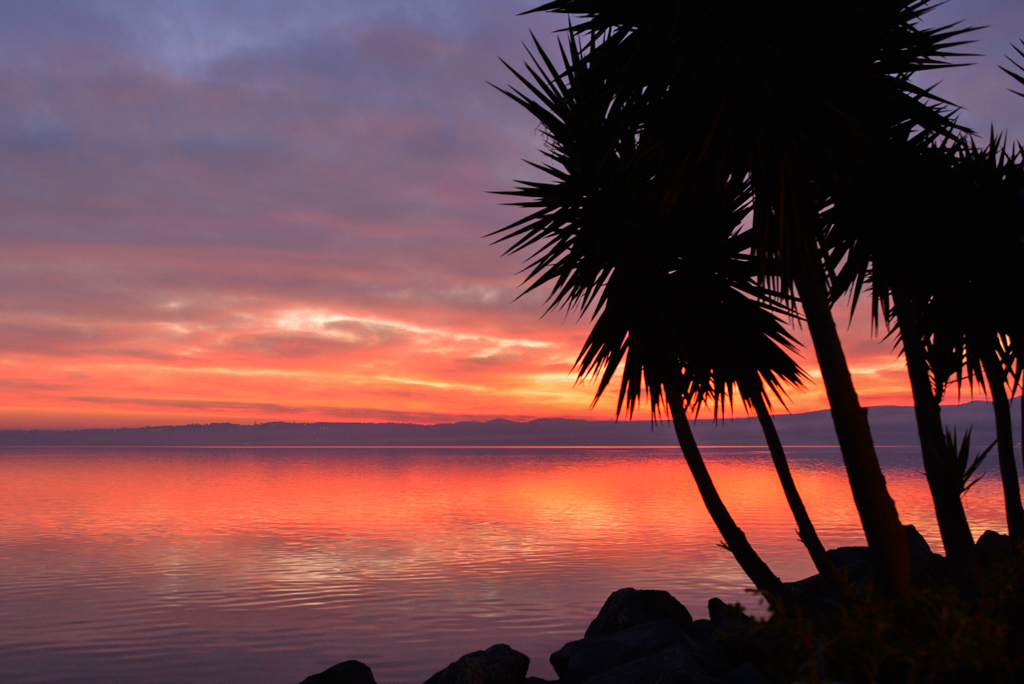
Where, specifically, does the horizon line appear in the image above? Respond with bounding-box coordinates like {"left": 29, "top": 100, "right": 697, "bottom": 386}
{"left": 0, "top": 398, "right": 1000, "bottom": 433}
{"left": 0, "top": 444, "right": 884, "bottom": 450}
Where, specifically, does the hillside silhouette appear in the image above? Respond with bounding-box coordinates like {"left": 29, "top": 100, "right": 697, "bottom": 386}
{"left": 0, "top": 401, "right": 1013, "bottom": 448}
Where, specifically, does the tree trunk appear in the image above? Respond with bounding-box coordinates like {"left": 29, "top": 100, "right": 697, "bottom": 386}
{"left": 890, "top": 281, "right": 977, "bottom": 589}
{"left": 745, "top": 383, "right": 837, "bottom": 579}
{"left": 981, "top": 347, "right": 1024, "bottom": 541}
{"left": 665, "top": 390, "right": 788, "bottom": 601}
{"left": 792, "top": 245, "right": 913, "bottom": 599}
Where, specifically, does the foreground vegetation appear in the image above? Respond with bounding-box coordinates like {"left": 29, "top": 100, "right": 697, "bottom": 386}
{"left": 745, "top": 534, "right": 1024, "bottom": 682}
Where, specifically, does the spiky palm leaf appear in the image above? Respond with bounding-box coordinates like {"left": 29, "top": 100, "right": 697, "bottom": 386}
{"left": 494, "top": 34, "right": 804, "bottom": 419}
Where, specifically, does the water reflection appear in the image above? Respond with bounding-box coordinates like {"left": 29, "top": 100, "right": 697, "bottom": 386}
{"left": 0, "top": 447, "right": 1011, "bottom": 684}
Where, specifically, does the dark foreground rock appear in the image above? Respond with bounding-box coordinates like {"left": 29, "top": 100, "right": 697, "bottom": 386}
{"left": 585, "top": 587, "right": 693, "bottom": 638}
{"left": 801, "top": 524, "right": 944, "bottom": 605}
{"left": 552, "top": 619, "right": 685, "bottom": 682}
{"left": 298, "top": 659, "right": 376, "bottom": 684}
{"left": 424, "top": 644, "right": 530, "bottom": 684}
{"left": 582, "top": 643, "right": 719, "bottom": 684}
{"left": 547, "top": 588, "right": 764, "bottom": 684}
{"left": 976, "top": 529, "right": 1011, "bottom": 563}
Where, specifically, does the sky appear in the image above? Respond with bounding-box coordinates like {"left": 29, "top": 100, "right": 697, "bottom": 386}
{"left": 0, "top": 1, "right": 1022, "bottom": 430}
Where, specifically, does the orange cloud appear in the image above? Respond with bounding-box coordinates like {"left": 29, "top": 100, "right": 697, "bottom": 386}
{"left": 0, "top": 2, "right": 1016, "bottom": 429}
{"left": 0, "top": 249, "right": 934, "bottom": 430}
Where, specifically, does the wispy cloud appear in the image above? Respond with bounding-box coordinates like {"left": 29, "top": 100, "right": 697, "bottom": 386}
{"left": 0, "top": 1, "right": 1019, "bottom": 428}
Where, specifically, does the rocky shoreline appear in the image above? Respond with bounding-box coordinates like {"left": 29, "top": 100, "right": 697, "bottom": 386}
{"left": 300, "top": 586, "right": 764, "bottom": 684}
{"left": 297, "top": 528, "right": 1018, "bottom": 684}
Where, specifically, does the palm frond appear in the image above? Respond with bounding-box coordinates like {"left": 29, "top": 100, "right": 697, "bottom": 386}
{"left": 495, "top": 28, "right": 806, "bottom": 419}
{"left": 1000, "top": 40, "right": 1024, "bottom": 98}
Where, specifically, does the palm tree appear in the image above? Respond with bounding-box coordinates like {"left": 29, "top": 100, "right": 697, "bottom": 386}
{"left": 1004, "top": 42, "right": 1024, "bottom": 540}
{"left": 823, "top": 135, "right": 983, "bottom": 585}
{"left": 846, "top": 127, "right": 1024, "bottom": 550}
{"left": 685, "top": 315, "right": 839, "bottom": 581}
{"left": 519, "top": 0, "right": 974, "bottom": 598}
{"left": 575, "top": 243, "right": 792, "bottom": 598}
{"left": 920, "top": 134, "right": 1024, "bottom": 542}
{"left": 494, "top": 35, "right": 821, "bottom": 598}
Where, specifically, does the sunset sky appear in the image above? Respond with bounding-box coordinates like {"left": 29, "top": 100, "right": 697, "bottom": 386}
{"left": 1, "top": 0, "right": 1022, "bottom": 430}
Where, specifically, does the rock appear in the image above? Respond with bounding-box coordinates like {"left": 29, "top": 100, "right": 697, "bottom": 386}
{"left": 903, "top": 524, "right": 948, "bottom": 584}
{"left": 977, "top": 529, "right": 1011, "bottom": 564}
{"left": 703, "top": 606, "right": 757, "bottom": 675}
{"left": 299, "top": 660, "right": 376, "bottom": 684}
{"left": 904, "top": 524, "right": 932, "bottom": 559}
{"left": 722, "top": 663, "right": 769, "bottom": 684}
{"left": 828, "top": 526, "right": 943, "bottom": 588}
{"left": 585, "top": 588, "right": 693, "bottom": 638}
{"left": 551, "top": 619, "right": 685, "bottom": 683}
{"left": 785, "top": 572, "right": 842, "bottom": 615}
{"left": 827, "top": 544, "right": 875, "bottom": 590}
{"left": 688, "top": 619, "right": 715, "bottom": 643}
{"left": 677, "top": 632, "right": 737, "bottom": 678}
{"left": 826, "top": 545, "right": 871, "bottom": 571}
{"left": 707, "top": 599, "right": 752, "bottom": 636}
{"left": 424, "top": 644, "right": 529, "bottom": 684}
{"left": 582, "top": 644, "right": 723, "bottom": 684}
{"left": 829, "top": 526, "right": 934, "bottom": 570}
{"left": 788, "top": 526, "right": 947, "bottom": 611}
{"left": 707, "top": 598, "right": 728, "bottom": 625}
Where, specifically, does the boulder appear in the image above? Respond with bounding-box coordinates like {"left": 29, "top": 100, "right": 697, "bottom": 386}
{"left": 904, "top": 524, "right": 932, "bottom": 559}
{"left": 827, "top": 525, "right": 943, "bottom": 588}
{"left": 721, "top": 663, "right": 770, "bottom": 684}
{"left": 581, "top": 644, "right": 723, "bottom": 684}
{"left": 707, "top": 598, "right": 728, "bottom": 625}
{"left": 424, "top": 644, "right": 530, "bottom": 684}
{"left": 706, "top": 598, "right": 752, "bottom": 635}
{"left": 299, "top": 660, "right": 376, "bottom": 684}
{"left": 701, "top": 602, "right": 757, "bottom": 675}
{"left": 551, "top": 619, "right": 684, "bottom": 683}
{"left": 687, "top": 619, "right": 715, "bottom": 643}
{"left": 903, "top": 524, "right": 949, "bottom": 583}
{"left": 586, "top": 588, "right": 693, "bottom": 638}
{"left": 977, "top": 529, "right": 1011, "bottom": 564}
{"left": 677, "top": 631, "right": 737, "bottom": 678}
{"left": 784, "top": 572, "right": 842, "bottom": 616}
{"left": 825, "top": 545, "right": 872, "bottom": 581}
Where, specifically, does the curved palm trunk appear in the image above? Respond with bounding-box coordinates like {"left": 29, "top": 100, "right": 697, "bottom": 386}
{"left": 792, "top": 245, "right": 913, "bottom": 599}
{"left": 743, "top": 384, "right": 837, "bottom": 579}
{"left": 890, "top": 282, "right": 977, "bottom": 589}
{"left": 981, "top": 347, "right": 1024, "bottom": 541}
{"left": 665, "top": 390, "right": 788, "bottom": 601}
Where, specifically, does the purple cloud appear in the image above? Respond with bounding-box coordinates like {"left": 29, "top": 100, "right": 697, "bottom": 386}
{"left": 0, "top": 1, "right": 1019, "bottom": 427}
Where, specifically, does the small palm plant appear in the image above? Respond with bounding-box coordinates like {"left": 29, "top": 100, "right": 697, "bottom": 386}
{"left": 937, "top": 427, "right": 994, "bottom": 498}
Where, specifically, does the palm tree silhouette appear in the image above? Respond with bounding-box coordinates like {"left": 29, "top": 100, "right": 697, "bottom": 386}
{"left": 495, "top": 35, "right": 838, "bottom": 596}
{"left": 1001, "top": 41, "right": 1024, "bottom": 540}
{"left": 824, "top": 135, "right": 984, "bottom": 586}
{"left": 513, "top": 0, "right": 972, "bottom": 598}
{"left": 920, "top": 134, "right": 1024, "bottom": 542}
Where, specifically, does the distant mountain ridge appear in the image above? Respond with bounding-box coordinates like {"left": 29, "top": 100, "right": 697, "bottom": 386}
{"left": 0, "top": 401, "right": 1016, "bottom": 448}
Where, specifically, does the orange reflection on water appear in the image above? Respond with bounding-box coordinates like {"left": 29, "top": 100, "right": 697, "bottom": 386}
{"left": 2, "top": 447, "right": 1010, "bottom": 570}
{"left": 0, "top": 446, "right": 1016, "bottom": 684}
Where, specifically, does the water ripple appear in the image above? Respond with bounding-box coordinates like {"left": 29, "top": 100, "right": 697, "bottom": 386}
{"left": 0, "top": 446, "right": 1013, "bottom": 683}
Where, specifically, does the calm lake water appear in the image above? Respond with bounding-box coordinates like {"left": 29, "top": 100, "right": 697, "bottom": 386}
{"left": 0, "top": 446, "right": 1012, "bottom": 684}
